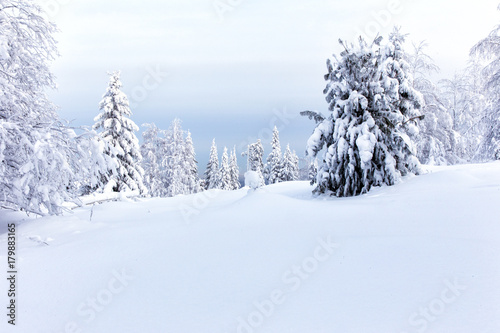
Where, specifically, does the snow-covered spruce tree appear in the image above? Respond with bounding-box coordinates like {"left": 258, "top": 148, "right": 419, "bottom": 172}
{"left": 219, "top": 147, "right": 232, "bottom": 190}
{"left": 282, "top": 144, "right": 298, "bottom": 181}
{"left": 229, "top": 147, "right": 240, "bottom": 190}
{"left": 291, "top": 150, "right": 300, "bottom": 181}
{"left": 246, "top": 140, "right": 265, "bottom": 187}
{"left": 204, "top": 139, "right": 220, "bottom": 190}
{"left": 184, "top": 130, "right": 202, "bottom": 194}
{"left": 470, "top": 15, "right": 500, "bottom": 160}
{"left": 93, "top": 71, "right": 146, "bottom": 194}
{"left": 307, "top": 31, "right": 423, "bottom": 197}
{"left": 0, "top": 0, "right": 83, "bottom": 215}
{"left": 140, "top": 123, "right": 164, "bottom": 197}
{"left": 265, "top": 126, "right": 283, "bottom": 184}
{"left": 161, "top": 118, "right": 188, "bottom": 197}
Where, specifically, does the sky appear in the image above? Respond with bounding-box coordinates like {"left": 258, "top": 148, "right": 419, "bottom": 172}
{"left": 41, "top": 0, "right": 500, "bottom": 170}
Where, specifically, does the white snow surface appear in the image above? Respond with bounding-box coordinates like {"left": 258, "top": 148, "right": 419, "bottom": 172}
{"left": 1, "top": 162, "right": 500, "bottom": 333}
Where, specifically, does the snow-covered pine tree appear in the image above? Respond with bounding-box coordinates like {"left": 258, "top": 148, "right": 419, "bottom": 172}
{"left": 162, "top": 118, "right": 187, "bottom": 197}
{"left": 265, "top": 126, "right": 283, "bottom": 184}
{"left": 282, "top": 144, "right": 297, "bottom": 181}
{"left": 184, "top": 130, "right": 202, "bottom": 194}
{"left": 0, "top": 0, "right": 83, "bottom": 215}
{"left": 291, "top": 150, "right": 300, "bottom": 181}
{"left": 246, "top": 140, "right": 265, "bottom": 187}
{"left": 307, "top": 30, "right": 423, "bottom": 197}
{"left": 219, "top": 147, "right": 232, "bottom": 190}
{"left": 93, "top": 71, "right": 146, "bottom": 194}
{"left": 140, "top": 123, "right": 163, "bottom": 197}
{"left": 470, "top": 15, "right": 500, "bottom": 160}
{"left": 229, "top": 147, "right": 240, "bottom": 190}
{"left": 204, "top": 139, "right": 220, "bottom": 190}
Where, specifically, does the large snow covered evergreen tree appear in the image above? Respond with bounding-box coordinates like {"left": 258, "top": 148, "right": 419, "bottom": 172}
{"left": 93, "top": 71, "right": 146, "bottom": 194}
{"left": 0, "top": 0, "right": 83, "bottom": 214}
{"left": 307, "top": 30, "right": 423, "bottom": 197}
{"left": 264, "top": 126, "right": 283, "bottom": 184}
{"left": 204, "top": 139, "right": 220, "bottom": 190}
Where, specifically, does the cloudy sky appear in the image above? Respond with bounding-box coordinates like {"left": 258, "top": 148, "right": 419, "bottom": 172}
{"left": 42, "top": 0, "right": 500, "bottom": 169}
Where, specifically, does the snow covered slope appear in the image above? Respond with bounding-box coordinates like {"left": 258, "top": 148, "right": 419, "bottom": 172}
{"left": 1, "top": 162, "right": 499, "bottom": 333}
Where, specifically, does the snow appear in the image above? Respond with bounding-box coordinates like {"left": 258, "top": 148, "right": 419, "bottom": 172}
{"left": 244, "top": 171, "right": 262, "bottom": 189}
{"left": 1, "top": 162, "right": 500, "bottom": 332}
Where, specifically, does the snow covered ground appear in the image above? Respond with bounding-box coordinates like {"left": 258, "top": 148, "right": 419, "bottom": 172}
{"left": 1, "top": 162, "right": 500, "bottom": 333}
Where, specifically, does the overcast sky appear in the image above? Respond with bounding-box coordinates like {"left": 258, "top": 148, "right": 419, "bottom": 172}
{"left": 43, "top": 0, "right": 500, "bottom": 170}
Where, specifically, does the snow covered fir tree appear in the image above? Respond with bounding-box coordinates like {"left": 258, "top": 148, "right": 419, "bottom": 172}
{"left": 229, "top": 147, "right": 241, "bottom": 190}
{"left": 93, "top": 71, "right": 147, "bottom": 194}
{"left": 306, "top": 29, "right": 424, "bottom": 197}
{"left": 282, "top": 144, "right": 300, "bottom": 182}
{"left": 204, "top": 139, "right": 220, "bottom": 190}
{"left": 219, "top": 147, "right": 232, "bottom": 190}
{"left": 140, "top": 119, "right": 202, "bottom": 197}
{"left": 244, "top": 140, "right": 265, "bottom": 187}
{"left": 264, "top": 126, "right": 283, "bottom": 184}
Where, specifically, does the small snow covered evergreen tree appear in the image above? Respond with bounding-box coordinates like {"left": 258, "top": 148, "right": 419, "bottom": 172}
{"left": 142, "top": 120, "right": 201, "bottom": 197}
{"left": 140, "top": 123, "right": 164, "bottom": 197}
{"left": 307, "top": 30, "right": 423, "bottom": 197}
{"left": 246, "top": 140, "right": 265, "bottom": 187}
{"left": 204, "top": 139, "right": 220, "bottom": 190}
{"left": 308, "top": 157, "right": 318, "bottom": 184}
{"left": 282, "top": 144, "right": 299, "bottom": 181}
{"left": 265, "top": 126, "right": 283, "bottom": 184}
{"left": 229, "top": 147, "right": 241, "bottom": 190}
{"left": 219, "top": 147, "right": 232, "bottom": 190}
{"left": 184, "top": 130, "right": 202, "bottom": 194}
{"left": 161, "top": 118, "right": 187, "bottom": 197}
{"left": 93, "top": 71, "right": 146, "bottom": 194}
{"left": 291, "top": 150, "right": 300, "bottom": 181}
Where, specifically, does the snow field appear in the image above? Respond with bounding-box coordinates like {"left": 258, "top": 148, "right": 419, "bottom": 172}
{"left": 0, "top": 162, "right": 499, "bottom": 332}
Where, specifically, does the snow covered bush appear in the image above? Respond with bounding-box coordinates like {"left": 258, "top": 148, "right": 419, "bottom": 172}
{"left": 244, "top": 171, "right": 262, "bottom": 190}
{"left": 307, "top": 29, "right": 423, "bottom": 197}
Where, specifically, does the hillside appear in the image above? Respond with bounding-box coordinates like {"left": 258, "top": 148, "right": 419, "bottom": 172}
{"left": 1, "top": 162, "right": 499, "bottom": 333}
